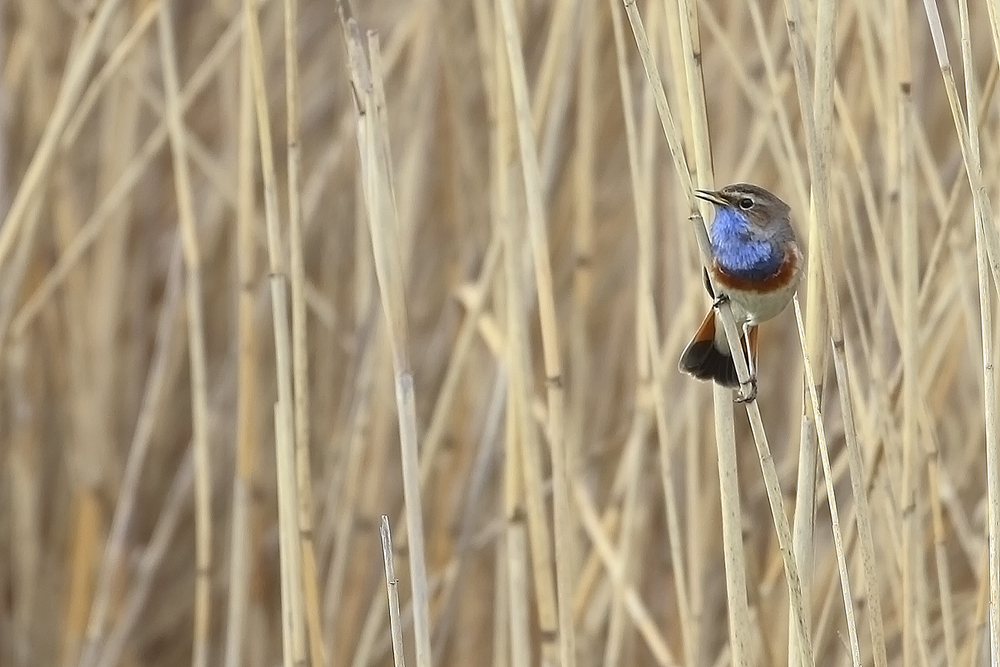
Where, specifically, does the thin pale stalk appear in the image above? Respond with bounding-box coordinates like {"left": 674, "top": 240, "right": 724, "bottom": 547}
{"left": 370, "top": 29, "right": 435, "bottom": 667}
{"left": 600, "top": 413, "right": 646, "bottom": 667}
{"left": 492, "top": 8, "right": 557, "bottom": 658}
{"left": 493, "top": 547, "right": 510, "bottom": 667}
{"left": 62, "top": 1, "right": 160, "bottom": 146}
{"left": 341, "top": 20, "right": 433, "bottom": 667}
{"left": 13, "top": 15, "right": 244, "bottom": 335}
{"left": 273, "top": 398, "right": 304, "bottom": 667}
{"left": 500, "top": 144, "right": 531, "bottom": 667}
{"left": 282, "top": 0, "right": 324, "bottom": 663}
{"left": 783, "top": 1, "right": 824, "bottom": 657}
{"left": 155, "top": 6, "right": 213, "bottom": 667}
{"left": 782, "top": 0, "right": 889, "bottom": 662}
{"left": 608, "top": 2, "right": 695, "bottom": 662}
{"left": 495, "top": 2, "right": 577, "bottom": 665}
{"left": 93, "top": 451, "right": 195, "bottom": 667}
{"left": 958, "top": 1, "right": 1000, "bottom": 658}
{"left": 244, "top": 1, "right": 307, "bottom": 665}
{"left": 502, "top": 305, "right": 531, "bottom": 667}
{"left": 567, "top": 0, "right": 597, "bottom": 511}
{"left": 673, "top": 0, "right": 761, "bottom": 661}
{"left": 0, "top": 0, "right": 126, "bottom": 275}
{"left": 419, "top": 235, "right": 501, "bottom": 486}
{"left": 574, "top": 481, "right": 678, "bottom": 667}
{"left": 794, "top": 299, "right": 862, "bottom": 665}
{"left": 920, "top": 0, "right": 1000, "bottom": 658}
{"left": 78, "top": 245, "right": 183, "bottom": 667}
{"left": 224, "top": 26, "right": 259, "bottom": 667}
{"left": 890, "top": 0, "right": 919, "bottom": 663}
{"left": 529, "top": 0, "right": 574, "bottom": 131}
{"left": 380, "top": 517, "right": 407, "bottom": 667}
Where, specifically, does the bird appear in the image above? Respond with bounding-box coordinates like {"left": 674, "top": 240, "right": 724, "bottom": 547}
{"left": 678, "top": 183, "right": 804, "bottom": 402}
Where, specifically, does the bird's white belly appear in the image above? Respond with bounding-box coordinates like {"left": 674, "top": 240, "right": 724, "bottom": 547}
{"left": 727, "top": 281, "right": 799, "bottom": 325}
{"left": 711, "top": 283, "right": 797, "bottom": 353}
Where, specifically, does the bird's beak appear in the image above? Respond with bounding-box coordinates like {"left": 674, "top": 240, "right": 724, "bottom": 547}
{"left": 694, "top": 188, "right": 727, "bottom": 206}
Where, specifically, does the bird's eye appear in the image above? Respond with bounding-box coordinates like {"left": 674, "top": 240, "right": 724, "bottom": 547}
{"left": 738, "top": 197, "right": 754, "bottom": 210}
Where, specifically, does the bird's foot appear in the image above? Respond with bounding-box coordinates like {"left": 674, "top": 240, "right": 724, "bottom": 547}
{"left": 712, "top": 293, "right": 730, "bottom": 310}
{"left": 734, "top": 377, "right": 757, "bottom": 404}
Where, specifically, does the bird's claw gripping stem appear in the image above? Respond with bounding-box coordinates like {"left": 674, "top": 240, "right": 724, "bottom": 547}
{"left": 734, "top": 377, "right": 757, "bottom": 404}
{"left": 712, "top": 293, "right": 730, "bottom": 310}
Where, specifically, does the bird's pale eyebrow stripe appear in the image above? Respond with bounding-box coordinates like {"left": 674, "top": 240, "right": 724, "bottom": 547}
{"left": 711, "top": 243, "right": 800, "bottom": 292}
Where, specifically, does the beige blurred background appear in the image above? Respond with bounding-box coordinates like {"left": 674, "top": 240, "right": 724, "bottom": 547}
{"left": 1, "top": 0, "right": 997, "bottom": 666}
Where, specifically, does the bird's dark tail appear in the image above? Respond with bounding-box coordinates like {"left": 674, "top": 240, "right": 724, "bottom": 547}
{"left": 678, "top": 309, "right": 741, "bottom": 388}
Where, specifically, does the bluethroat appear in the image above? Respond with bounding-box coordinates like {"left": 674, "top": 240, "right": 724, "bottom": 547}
{"left": 678, "top": 183, "right": 804, "bottom": 402}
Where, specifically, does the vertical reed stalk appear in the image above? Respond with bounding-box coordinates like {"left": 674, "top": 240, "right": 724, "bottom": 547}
{"left": 244, "top": 1, "right": 308, "bottom": 665}
{"left": 155, "top": 6, "right": 213, "bottom": 667}
{"left": 670, "top": 0, "right": 757, "bottom": 661}
{"left": 496, "top": 1, "right": 578, "bottom": 665}
{"left": 282, "top": 0, "right": 325, "bottom": 663}
{"left": 380, "top": 517, "right": 407, "bottom": 667}
{"left": 340, "top": 16, "right": 433, "bottom": 666}
{"left": 224, "top": 22, "right": 259, "bottom": 667}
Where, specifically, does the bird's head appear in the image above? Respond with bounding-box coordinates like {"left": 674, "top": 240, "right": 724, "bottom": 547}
{"left": 695, "top": 183, "right": 793, "bottom": 242}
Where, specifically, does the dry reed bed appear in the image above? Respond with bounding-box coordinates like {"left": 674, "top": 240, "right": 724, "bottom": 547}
{"left": 0, "top": 0, "right": 998, "bottom": 666}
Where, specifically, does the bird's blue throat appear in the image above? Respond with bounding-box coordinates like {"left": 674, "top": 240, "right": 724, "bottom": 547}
{"left": 710, "top": 207, "right": 783, "bottom": 281}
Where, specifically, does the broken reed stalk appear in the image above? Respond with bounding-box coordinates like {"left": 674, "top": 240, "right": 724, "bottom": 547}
{"left": 380, "top": 516, "right": 407, "bottom": 667}
{"left": 340, "top": 18, "right": 433, "bottom": 667}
